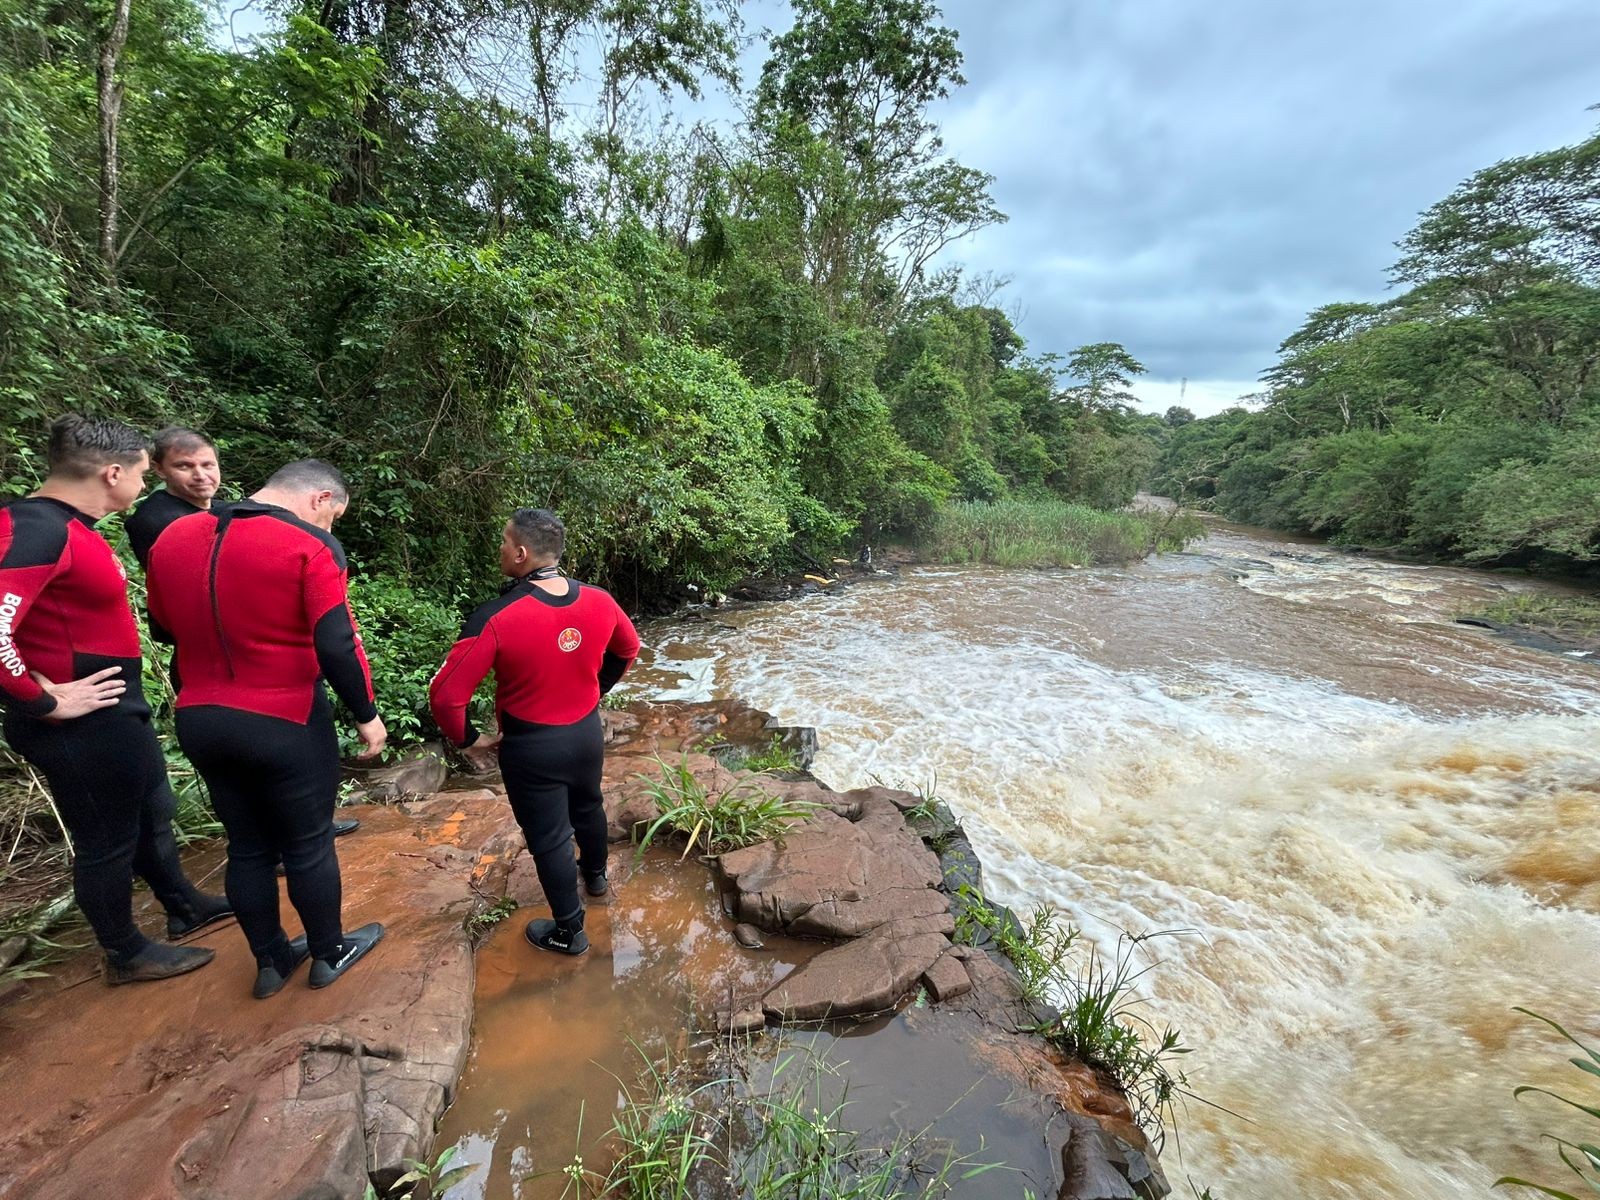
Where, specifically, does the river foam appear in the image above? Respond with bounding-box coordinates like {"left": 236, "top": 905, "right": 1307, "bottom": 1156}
{"left": 631, "top": 530, "right": 1600, "bottom": 1198}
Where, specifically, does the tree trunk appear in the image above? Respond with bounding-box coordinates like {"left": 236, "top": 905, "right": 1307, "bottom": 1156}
{"left": 97, "top": 0, "right": 132, "bottom": 283}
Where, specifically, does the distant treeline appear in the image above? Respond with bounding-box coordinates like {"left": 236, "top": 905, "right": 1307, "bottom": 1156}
{"left": 1152, "top": 124, "right": 1600, "bottom": 572}
{"left": 1, "top": 0, "right": 1169, "bottom": 610}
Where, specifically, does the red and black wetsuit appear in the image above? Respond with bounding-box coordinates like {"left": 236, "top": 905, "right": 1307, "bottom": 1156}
{"left": 430, "top": 574, "right": 639, "bottom": 920}
{"left": 147, "top": 499, "right": 376, "bottom": 964}
{"left": 0, "top": 497, "right": 214, "bottom": 960}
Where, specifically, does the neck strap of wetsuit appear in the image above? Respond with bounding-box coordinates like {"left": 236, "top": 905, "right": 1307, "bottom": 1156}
{"left": 523, "top": 565, "right": 563, "bottom": 581}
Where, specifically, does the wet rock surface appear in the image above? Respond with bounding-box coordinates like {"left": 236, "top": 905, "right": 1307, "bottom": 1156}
{"left": 0, "top": 698, "right": 1164, "bottom": 1200}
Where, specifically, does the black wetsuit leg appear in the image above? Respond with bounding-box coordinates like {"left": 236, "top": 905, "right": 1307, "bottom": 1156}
{"left": 2, "top": 711, "right": 170, "bottom": 960}
{"left": 500, "top": 707, "right": 606, "bottom": 922}
{"left": 129, "top": 772, "right": 214, "bottom": 917}
{"left": 176, "top": 694, "right": 344, "bottom": 962}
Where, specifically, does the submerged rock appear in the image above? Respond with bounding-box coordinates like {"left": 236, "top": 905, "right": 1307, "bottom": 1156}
{"left": 762, "top": 921, "right": 951, "bottom": 1021}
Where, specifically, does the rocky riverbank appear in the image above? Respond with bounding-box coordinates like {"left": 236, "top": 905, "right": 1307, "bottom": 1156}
{"left": 0, "top": 700, "right": 1165, "bottom": 1200}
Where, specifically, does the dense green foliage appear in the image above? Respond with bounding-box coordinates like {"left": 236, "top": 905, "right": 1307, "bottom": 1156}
{"left": 1153, "top": 125, "right": 1600, "bottom": 569}
{"left": 1, "top": 0, "right": 1162, "bottom": 605}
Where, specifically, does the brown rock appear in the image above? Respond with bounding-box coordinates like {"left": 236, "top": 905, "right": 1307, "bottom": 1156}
{"left": 762, "top": 923, "right": 951, "bottom": 1021}
{"left": 601, "top": 709, "right": 640, "bottom": 744}
{"left": 920, "top": 952, "right": 972, "bottom": 1003}
{"left": 1060, "top": 1119, "right": 1170, "bottom": 1200}
{"left": 733, "top": 923, "right": 764, "bottom": 949}
{"left": 716, "top": 808, "right": 943, "bottom": 938}
{"left": 359, "top": 745, "right": 450, "bottom": 801}
{"left": 840, "top": 785, "right": 924, "bottom": 813}
{"left": 0, "top": 800, "right": 493, "bottom": 1200}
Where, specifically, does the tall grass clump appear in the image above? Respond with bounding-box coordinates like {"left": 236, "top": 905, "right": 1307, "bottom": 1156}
{"left": 1032, "top": 932, "right": 1193, "bottom": 1141}
{"left": 921, "top": 500, "right": 1203, "bottom": 568}
{"left": 1496, "top": 1008, "right": 1600, "bottom": 1199}
{"left": 953, "top": 888, "right": 1196, "bottom": 1147}
{"left": 1469, "top": 593, "right": 1600, "bottom": 638}
{"left": 633, "top": 757, "right": 816, "bottom": 858}
{"left": 587, "top": 1047, "right": 998, "bottom": 1200}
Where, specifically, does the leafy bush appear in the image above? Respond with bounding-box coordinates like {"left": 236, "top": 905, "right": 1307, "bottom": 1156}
{"left": 633, "top": 758, "right": 816, "bottom": 858}
{"left": 346, "top": 573, "right": 473, "bottom": 751}
{"left": 1466, "top": 593, "right": 1600, "bottom": 636}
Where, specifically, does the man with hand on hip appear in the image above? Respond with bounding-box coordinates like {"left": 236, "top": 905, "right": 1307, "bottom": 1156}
{"left": 0, "top": 415, "right": 228, "bottom": 984}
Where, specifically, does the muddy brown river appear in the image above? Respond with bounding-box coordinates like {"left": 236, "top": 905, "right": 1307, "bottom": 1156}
{"left": 441, "top": 520, "right": 1599, "bottom": 1199}
{"left": 627, "top": 521, "right": 1600, "bottom": 1198}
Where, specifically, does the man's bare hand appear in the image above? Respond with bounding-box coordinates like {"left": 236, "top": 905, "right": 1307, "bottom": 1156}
{"left": 33, "top": 667, "right": 125, "bottom": 720}
{"left": 354, "top": 714, "right": 388, "bottom": 760}
{"left": 462, "top": 731, "right": 502, "bottom": 773}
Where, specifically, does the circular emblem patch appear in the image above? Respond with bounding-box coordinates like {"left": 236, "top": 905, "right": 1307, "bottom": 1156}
{"left": 558, "top": 627, "right": 582, "bottom": 652}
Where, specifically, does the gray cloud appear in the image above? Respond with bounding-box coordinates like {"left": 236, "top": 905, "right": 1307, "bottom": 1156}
{"left": 925, "top": 0, "right": 1600, "bottom": 390}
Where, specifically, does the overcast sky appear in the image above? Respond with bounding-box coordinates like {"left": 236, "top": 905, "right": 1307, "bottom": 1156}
{"left": 735, "top": 0, "right": 1600, "bottom": 414}
{"left": 228, "top": 0, "right": 1600, "bottom": 416}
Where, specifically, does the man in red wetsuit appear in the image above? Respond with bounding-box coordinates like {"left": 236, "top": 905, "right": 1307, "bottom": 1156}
{"left": 148, "top": 460, "right": 388, "bottom": 997}
{"left": 430, "top": 508, "right": 639, "bottom": 955}
{"left": 0, "top": 415, "right": 227, "bottom": 984}
{"left": 127, "top": 430, "right": 361, "bottom": 839}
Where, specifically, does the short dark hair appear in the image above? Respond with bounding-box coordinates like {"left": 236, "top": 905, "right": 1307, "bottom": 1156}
{"left": 151, "top": 426, "right": 215, "bottom": 465}
{"left": 46, "top": 414, "right": 150, "bottom": 480}
{"left": 264, "top": 459, "right": 349, "bottom": 504}
{"left": 508, "top": 508, "right": 564, "bottom": 559}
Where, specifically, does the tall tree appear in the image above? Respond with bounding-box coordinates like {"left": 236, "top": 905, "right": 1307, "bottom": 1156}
{"left": 1063, "top": 342, "right": 1144, "bottom": 413}
{"left": 748, "top": 0, "right": 1003, "bottom": 322}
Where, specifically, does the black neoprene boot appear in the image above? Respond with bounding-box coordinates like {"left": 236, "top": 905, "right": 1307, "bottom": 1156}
{"left": 252, "top": 934, "right": 310, "bottom": 999}
{"left": 166, "top": 891, "right": 234, "bottom": 939}
{"left": 105, "top": 941, "right": 215, "bottom": 985}
{"left": 525, "top": 910, "right": 588, "bottom": 956}
{"left": 308, "top": 922, "right": 385, "bottom": 989}
{"left": 582, "top": 869, "right": 609, "bottom": 898}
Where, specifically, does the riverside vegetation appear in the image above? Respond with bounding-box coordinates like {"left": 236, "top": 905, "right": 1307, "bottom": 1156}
{"left": 0, "top": 0, "right": 1199, "bottom": 953}
{"left": 1150, "top": 121, "right": 1600, "bottom": 586}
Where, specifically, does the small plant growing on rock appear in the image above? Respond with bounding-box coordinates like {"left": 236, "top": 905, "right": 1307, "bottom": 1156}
{"left": 463, "top": 896, "right": 517, "bottom": 944}
{"left": 952, "top": 887, "right": 1199, "bottom": 1149}
{"left": 951, "top": 887, "right": 1077, "bottom": 1007}
{"left": 601, "top": 1044, "right": 999, "bottom": 1199}
{"left": 1495, "top": 1008, "right": 1600, "bottom": 1199}
{"left": 720, "top": 735, "right": 802, "bottom": 774}
{"left": 634, "top": 757, "right": 815, "bottom": 858}
{"left": 364, "top": 1144, "right": 479, "bottom": 1198}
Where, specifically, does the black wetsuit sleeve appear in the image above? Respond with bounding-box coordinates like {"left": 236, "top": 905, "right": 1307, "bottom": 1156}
{"left": 303, "top": 545, "right": 377, "bottom": 723}
{"left": 124, "top": 501, "right": 160, "bottom": 572}
{"left": 598, "top": 652, "right": 629, "bottom": 695}
{"left": 312, "top": 605, "right": 378, "bottom": 723}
